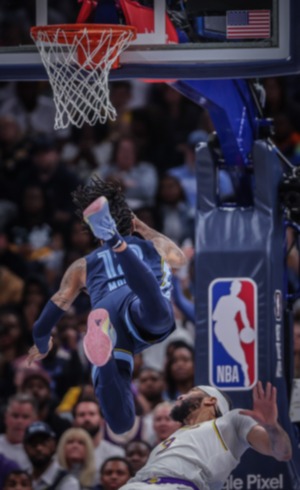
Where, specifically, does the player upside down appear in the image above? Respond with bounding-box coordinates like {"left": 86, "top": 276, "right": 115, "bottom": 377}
{"left": 28, "top": 177, "right": 186, "bottom": 434}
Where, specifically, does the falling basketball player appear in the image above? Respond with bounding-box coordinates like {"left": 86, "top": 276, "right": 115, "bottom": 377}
{"left": 212, "top": 280, "right": 255, "bottom": 387}
{"left": 118, "top": 382, "right": 292, "bottom": 490}
{"left": 27, "top": 177, "right": 186, "bottom": 434}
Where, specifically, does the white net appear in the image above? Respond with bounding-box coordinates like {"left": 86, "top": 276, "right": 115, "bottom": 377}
{"left": 31, "top": 25, "right": 136, "bottom": 129}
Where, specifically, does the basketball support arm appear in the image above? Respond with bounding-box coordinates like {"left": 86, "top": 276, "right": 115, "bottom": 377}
{"left": 171, "top": 79, "right": 260, "bottom": 168}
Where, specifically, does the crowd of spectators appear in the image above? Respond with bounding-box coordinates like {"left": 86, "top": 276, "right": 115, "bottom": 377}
{"left": 1, "top": 4, "right": 300, "bottom": 486}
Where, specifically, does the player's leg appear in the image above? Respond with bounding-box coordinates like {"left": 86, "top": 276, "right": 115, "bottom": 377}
{"left": 84, "top": 197, "right": 174, "bottom": 336}
{"left": 91, "top": 358, "right": 135, "bottom": 434}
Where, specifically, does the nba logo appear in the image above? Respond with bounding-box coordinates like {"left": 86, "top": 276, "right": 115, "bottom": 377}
{"left": 209, "top": 278, "right": 257, "bottom": 390}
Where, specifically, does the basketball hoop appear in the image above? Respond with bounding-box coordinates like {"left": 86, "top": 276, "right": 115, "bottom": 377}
{"left": 30, "top": 24, "right": 137, "bottom": 129}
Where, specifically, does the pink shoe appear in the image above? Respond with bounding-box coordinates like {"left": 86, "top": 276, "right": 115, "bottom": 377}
{"left": 83, "top": 309, "right": 116, "bottom": 366}
{"left": 83, "top": 196, "right": 117, "bottom": 241}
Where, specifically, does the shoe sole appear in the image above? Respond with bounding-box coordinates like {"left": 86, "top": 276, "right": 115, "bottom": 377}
{"left": 83, "top": 196, "right": 107, "bottom": 223}
{"left": 83, "top": 308, "right": 113, "bottom": 367}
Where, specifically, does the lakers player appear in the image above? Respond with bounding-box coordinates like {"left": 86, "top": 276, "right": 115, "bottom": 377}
{"left": 119, "top": 382, "right": 291, "bottom": 490}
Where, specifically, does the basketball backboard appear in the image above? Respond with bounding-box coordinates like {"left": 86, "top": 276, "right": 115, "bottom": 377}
{"left": 0, "top": 0, "right": 299, "bottom": 81}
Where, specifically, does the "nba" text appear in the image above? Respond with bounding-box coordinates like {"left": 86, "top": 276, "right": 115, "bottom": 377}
{"left": 217, "top": 365, "right": 240, "bottom": 383}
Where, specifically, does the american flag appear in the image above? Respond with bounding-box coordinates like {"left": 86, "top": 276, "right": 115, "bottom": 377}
{"left": 226, "top": 10, "right": 271, "bottom": 39}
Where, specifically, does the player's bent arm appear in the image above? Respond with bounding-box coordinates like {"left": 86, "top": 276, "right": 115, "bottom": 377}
{"left": 247, "top": 423, "right": 292, "bottom": 461}
{"left": 52, "top": 258, "right": 87, "bottom": 309}
{"left": 133, "top": 216, "right": 187, "bottom": 268}
{"left": 32, "top": 258, "right": 87, "bottom": 354}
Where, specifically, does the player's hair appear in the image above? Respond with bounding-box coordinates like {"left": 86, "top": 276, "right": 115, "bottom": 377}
{"left": 213, "top": 391, "right": 233, "bottom": 418}
{"left": 72, "top": 176, "right": 133, "bottom": 236}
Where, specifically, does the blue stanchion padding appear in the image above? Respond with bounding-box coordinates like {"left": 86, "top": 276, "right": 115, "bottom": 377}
{"left": 195, "top": 140, "right": 300, "bottom": 488}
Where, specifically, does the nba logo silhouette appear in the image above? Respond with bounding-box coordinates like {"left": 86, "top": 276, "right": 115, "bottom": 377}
{"left": 209, "top": 278, "right": 257, "bottom": 390}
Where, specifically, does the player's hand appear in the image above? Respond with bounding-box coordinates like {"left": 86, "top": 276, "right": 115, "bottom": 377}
{"left": 239, "top": 381, "right": 278, "bottom": 427}
{"left": 27, "top": 337, "right": 53, "bottom": 366}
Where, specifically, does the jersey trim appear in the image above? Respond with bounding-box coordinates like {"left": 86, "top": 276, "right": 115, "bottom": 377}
{"left": 212, "top": 419, "right": 228, "bottom": 451}
{"left": 113, "top": 349, "right": 134, "bottom": 371}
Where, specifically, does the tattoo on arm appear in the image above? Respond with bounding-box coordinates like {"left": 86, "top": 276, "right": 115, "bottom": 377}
{"left": 52, "top": 258, "right": 86, "bottom": 310}
{"left": 266, "top": 424, "right": 292, "bottom": 461}
{"left": 134, "top": 219, "right": 186, "bottom": 268}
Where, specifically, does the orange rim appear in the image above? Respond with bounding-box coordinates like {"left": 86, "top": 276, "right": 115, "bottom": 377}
{"left": 30, "top": 24, "right": 137, "bottom": 44}
{"left": 30, "top": 24, "right": 137, "bottom": 70}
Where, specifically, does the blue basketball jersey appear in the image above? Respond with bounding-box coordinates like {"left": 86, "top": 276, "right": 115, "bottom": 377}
{"left": 85, "top": 236, "right": 172, "bottom": 308}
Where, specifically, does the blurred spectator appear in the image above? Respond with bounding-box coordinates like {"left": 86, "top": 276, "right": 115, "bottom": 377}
{"left": 165, "top": 343, "right": 195, "bottom": 400}
{"left": 3, "top": 470, "right": 32, "bottom": 490}
{"left": 73, "top": 399, "right": 125, "bottom": 483}
{"left": 20, "top": 369, "right": 72, "bottom": 439}
{"left": 148, "top": 84, "right": 205, "bottom": 169}
{"left": 23, "top": 421, "right": 80, "bottom": 490}
{"left": 295, "top": 321, "right": 300, "bottom": 379}
{"left": 272, "top": 112, "right": 300, "bottom": 165}
{"left": 0, "top": 114, "right": 28, "bottom": 206}
{"left": 155, "top": 174, "right": 194, "bottom": 245}
{"left": 0, "top": 82, "right": 70, "bottom": 140}
{"left": 102, "top": 135, "right": 158, "bottom": 208}
{"left": 125, "top": 441, "right": 151, "bottom": 475}
{"left": 0, "top": 456, "right": 20, "bottom": 490}
{"left": 61, "top": 124, "right": 108, "bottom": 182}
{"left": 20, "top": 276, "right": 50, "bottom": 343}
{"left": 0, "top": 268, "right": 24, "bottom": 306}
{"left": 56, "top": 384, "right": 95, "bottom": 421}
{"left": 38, "top": 328, "right": 83, "bottom": 401}
{"left": 168, "top": 130, "right": 208, "bottom": 211}
{"left": 99, "top": 457, "right": 133, "bottom": 490}
{"left": 19, "top": 135, "right": 81, "bottom": 227}
{"left": 0, "top": 310, "right": 29, "bottom": 402}
{"left": 0, "top": 229, "right": 28, "bottom": 279}
{"left": 56, "top": 428, "right": 96, "bottom": 489}
{"left": 0, "top": 394, "right": 37, "bottom": 471}
{"left": 263, "top": 77, "right": 288, "bottom": 119}
{"left": 9, "top": 184, "right": 53, "bottom": 266}
{"left": 152, "top": 402, "right": 181, "bottom": 445}
{"left": 136, "top": 368, "right": 166, "bottom": 415}
{"left": 171, "top": 274, "right": 195, "bottom": 324}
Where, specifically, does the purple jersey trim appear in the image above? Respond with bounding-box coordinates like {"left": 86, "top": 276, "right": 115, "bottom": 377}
{"left": 143, "top": 477, "right": 199, "bottom": 490}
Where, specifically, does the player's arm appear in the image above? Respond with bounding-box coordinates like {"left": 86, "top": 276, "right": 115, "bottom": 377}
{"left": 240, "top": 382, "right": 292, "bottom": 462}
{"left": 132, "top": 216, "right": 187, "bottom": 269}
{"left": 28, "top": 258, "right": 86, "bottom": 363}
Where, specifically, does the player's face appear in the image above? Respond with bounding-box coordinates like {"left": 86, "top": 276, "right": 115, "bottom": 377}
{"left": 171, "top": 391, "right": 206, "bottom": 423}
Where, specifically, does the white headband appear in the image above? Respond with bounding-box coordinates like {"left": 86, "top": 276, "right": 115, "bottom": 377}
{"left": 197, "top": 385, "right": 230, "bottom": 416}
